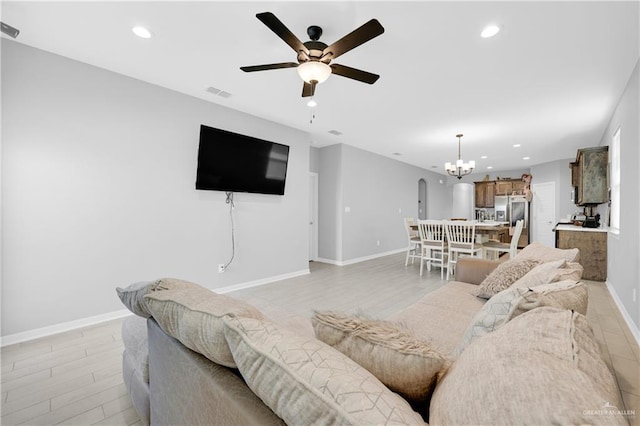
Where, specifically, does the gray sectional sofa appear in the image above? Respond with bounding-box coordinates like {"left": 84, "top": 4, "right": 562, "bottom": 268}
{"left": 118, "top": 242, "right": 627, "bottom": 425}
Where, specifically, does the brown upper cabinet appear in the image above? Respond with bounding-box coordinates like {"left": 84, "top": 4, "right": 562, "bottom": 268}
{"left": 495, "top": 179, "right": 526, "bottom": 196}
{"left": 474, "top": 181, "right": 495, "bottom": 208}
{"left": 570, "top": 146, "right": 609, "bottom": 206}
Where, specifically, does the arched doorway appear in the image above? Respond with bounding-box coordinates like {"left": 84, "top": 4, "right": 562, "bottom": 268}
{"left": 418, "top": 179, "right": 427, "bottom": 220}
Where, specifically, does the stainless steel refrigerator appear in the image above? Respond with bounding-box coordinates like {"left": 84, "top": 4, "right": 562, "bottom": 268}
{"left": 494, "top": 195, "right": 529, "bottom": 247}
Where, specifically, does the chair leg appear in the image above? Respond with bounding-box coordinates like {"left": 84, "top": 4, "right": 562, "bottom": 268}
{"left": 405, "top": 246, "right": 410, "bottom": 266}
{"left": 419, "top": 249, "right": 424, "bottom": 276}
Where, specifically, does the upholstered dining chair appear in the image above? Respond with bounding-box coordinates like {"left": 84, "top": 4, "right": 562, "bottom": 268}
{"left": 444, "top": 220, "right": 484, "bottom": 280}
{"left": 417, "top": 220, "right": 448, "bottom": 278}
{"left": 484, "top": 219, "right": 524, "bottom": 260}
{"left": 404, "top": 217, "right": 421, "bottom": 266}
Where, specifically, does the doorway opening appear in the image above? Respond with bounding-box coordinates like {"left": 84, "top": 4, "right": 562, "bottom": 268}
{"left": 418, "top": 179, "right": 427, "bottom": 220}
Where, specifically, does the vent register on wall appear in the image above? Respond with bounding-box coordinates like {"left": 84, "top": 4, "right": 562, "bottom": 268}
{"left": 196, "top": 124, "right": 290, "bottom": 195}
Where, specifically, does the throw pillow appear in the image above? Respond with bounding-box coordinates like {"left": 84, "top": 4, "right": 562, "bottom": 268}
{"left": 475, "top": 258, "right": 541, "bottom": 299}
{"left": 116, "top": 277, "right": 207, "bottom": 318}
{"left": 515, "top": 240, "right": 580, "bottom": 263}
{"left": 116, "top": 280, "right": 155, "bottom": 318}
{"left": 223, "top": 316, "right": 426, "bottom": 426}
{"left": 143, "top": 279, "right": 264, "bottom": 368}
{"left": 456, "top": 279, "right": 588, "bottom": 356}
{"left": 431, "top": 308, "right": 625, "bottom": 426}
{"left": 511, "top": 260, "right": 584, "bottom": 290}
{"left": 312, "top": 311, "right": 448, "bottom": 403}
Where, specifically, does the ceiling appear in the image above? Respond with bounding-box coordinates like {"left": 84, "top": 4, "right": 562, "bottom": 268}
{"left": 2, "top": 1, "right": 638, "bottom": 175}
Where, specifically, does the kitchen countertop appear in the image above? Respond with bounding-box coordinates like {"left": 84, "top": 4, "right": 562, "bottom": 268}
{"left": 555, "top": 224, "right": 609, "bottom": 233}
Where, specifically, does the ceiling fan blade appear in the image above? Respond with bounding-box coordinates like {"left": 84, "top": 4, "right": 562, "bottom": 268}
{"left": 323, "top": 19, "right": 384, "bottom": 60}
{"left": 330, "top": 63, "right": 380, "bottom": 84}
{"left": 256, "top": 12, "right": 309, "bottom": 55}
{"left": 240, "top": 62, "right": 299, "bottom": 72}
{"left": 302, "top": 81, "right": 316, "bottom": 97}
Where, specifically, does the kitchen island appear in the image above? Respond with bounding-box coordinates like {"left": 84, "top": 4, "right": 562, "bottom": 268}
{"left": 555, "top": 224, "right": 608, "bottom": 281}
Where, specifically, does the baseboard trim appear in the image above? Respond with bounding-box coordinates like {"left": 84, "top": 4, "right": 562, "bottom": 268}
{"left": 1, "top": 309, "right": 133, "bottom": 347}
{"left": 606, "top": 280, "right": 640, "bottom": 346}
{"left": 215, "top": 268, "right": 310, "bottom": 294}
{"left": 0, "top": 268, "right": 310, "bottom": 347}
{"left": 316, "top": 248, "right": 406, "bottom": 267}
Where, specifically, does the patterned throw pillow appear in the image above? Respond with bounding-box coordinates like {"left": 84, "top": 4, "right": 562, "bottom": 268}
{"left": 456, "top": 280, "right": 587, "bottom": 356}
{"left": 475, "top": 258, "right": 541, "bottom": 299}
{"left": 312, "top": 311, "right": 448, "bottom": 403}
{"left": 223, "top": 316, "right": 426, "bottom": 426}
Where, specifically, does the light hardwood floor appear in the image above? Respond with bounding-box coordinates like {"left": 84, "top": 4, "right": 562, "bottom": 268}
{"left": 2, "top": 253, "right": 638, "bottom": 425}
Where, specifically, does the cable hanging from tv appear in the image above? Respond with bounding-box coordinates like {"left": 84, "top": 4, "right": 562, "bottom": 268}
{"left": 222, "top": 192, "right": 236, "bottom": 270}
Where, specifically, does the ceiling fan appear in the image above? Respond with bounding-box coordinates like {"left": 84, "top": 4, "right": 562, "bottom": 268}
{"left": 240, "top": 12, "right": 384, "bottom": 97}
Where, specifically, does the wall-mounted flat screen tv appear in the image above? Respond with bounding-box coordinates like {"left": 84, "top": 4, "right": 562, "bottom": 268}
{"left": 196, "top": 125, "right": 290, "bottom": 195}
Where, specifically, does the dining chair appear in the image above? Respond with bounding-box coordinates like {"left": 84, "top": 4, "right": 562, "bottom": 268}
{"left": 404, "top": 217, "right": 422, "bottom": 266}
{"left": 483, "top": 219, "right": 524, "bottom": 260}
{"left": 444, "top": 220, "right": 484, "bottom": 280}
{"left": 417, "top": 219, "right": 448, "bottom": 278}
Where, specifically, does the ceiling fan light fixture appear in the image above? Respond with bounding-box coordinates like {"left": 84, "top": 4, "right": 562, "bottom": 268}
{"left": 297, "top": 61, "right": 331, "bottom": 84}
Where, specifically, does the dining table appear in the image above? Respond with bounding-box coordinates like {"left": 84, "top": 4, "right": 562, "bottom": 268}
{"left": 411, "top": 222, "right": 510, "bottom": 243}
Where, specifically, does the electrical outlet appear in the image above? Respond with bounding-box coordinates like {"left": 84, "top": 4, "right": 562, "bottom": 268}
{"left": 633, "top": 288, "right": 637, "bottom": 303}
{"left": 218, "top": 264, "right": 225, "bottom": 273}
{"left": 376, "top": 240, "right": 380, "bottom": 246}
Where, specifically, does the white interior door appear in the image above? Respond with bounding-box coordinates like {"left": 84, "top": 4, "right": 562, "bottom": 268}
{"left": 309, "top": 173, "right": 318, "bottom": 261}
{"left": 532, "top": 182, "right": 556, "bottom": 247}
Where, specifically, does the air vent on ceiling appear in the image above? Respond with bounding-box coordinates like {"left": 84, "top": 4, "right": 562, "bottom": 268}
{"left": 206, "top": 87, "right": 232, "bottom": 98}
{"left": 328, "top": 130, "right": 343, "bottom": 136}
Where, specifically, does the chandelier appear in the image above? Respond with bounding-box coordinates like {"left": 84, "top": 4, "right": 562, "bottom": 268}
{"left": 444, "top": 133, "right": 475, "bottom": 179}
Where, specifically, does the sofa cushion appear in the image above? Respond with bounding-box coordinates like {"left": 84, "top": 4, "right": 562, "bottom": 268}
{"left": 455, "top": 280, "right": 588, "bottom": 355}
{"left": 223, "top": 316, "right": 426, "bottom": 426}
{"left": 143, "top": 279, "right": 264, "bottom": 368}
{"left": 311, "top": 311, "right": 448, "bottom": 403}
{"left": 389, "top": 281, "right": 485, "bottom": 355}
{"left": 431, "top": 308, "right": 626, "bottom": 425}
{"left": 509, "top": 259, "right": 583, "bottom": 290}
{"left": 515, "top": 240, "right": 580, "bottom": 263}
{"left": 475, "top": 258, "right": 540, "bottom": 299}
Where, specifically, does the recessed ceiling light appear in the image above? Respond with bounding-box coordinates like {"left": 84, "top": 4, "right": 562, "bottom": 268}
{"left": 523, "top": 156, "right": 530, "bottom": 160}
{"left": 487, "top": 166, "right": 493, "bottom": 169}
{"left": 132, "top": 26, "right": 152, "bottom": 39}
{"left": 481, "top": 25, "right": 500, "bottom": 38}
{"left": 307, "top": 99, "right": 317, "bottom": 108}
{"left": 481, "top": 155, "right": 488, "bottom": 159}
{"left": 513, "top": 144, "right": 521, "bottom": 148}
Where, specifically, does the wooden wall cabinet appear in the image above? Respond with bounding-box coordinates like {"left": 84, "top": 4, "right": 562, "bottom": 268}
{"left": 495, "top": 179, "right": 526, "bottom": 196}
{"left": 474, "top": 181, "right": 495, "bottom": 208}
{"left": 570, "top": 146, "right": 608, "bottom": 205}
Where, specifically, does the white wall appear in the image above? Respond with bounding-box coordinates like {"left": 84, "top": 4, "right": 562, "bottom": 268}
{"left": 598, "top": 59, "right": 639, "bottom": 333}
{"left": 317, "top": 143, "right": 449, "bottom": 263}
{"left": 1, "top": 40, "right": 311, "bottom": 336}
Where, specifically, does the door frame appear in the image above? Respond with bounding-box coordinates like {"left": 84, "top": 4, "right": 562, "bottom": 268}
{"left": 309, "top": 172, "right": 319, "bottom": 261}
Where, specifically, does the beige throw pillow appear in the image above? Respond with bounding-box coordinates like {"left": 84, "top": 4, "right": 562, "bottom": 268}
{"left": 223, "top": 316, "right": 426, "bottom": 426}
{"left": 456, "top": 279, "right": 588, "bottom": 355}
{"left": 312, "top": 311, "right": 447, "bottom": 403}
{"left": 515, "top": 240, "right": 580, "bottom": 263}
{"left": 431, "top": 308, "right": 625, "bottom": 426}
{"left": 143, "top": 279, "right": 264, "bottom": 368}
{"left": 511, "top": 260, "right": 583, "bottom": 290}
{"left": 475, "top": 258, "right": 541, "bottom": 299}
